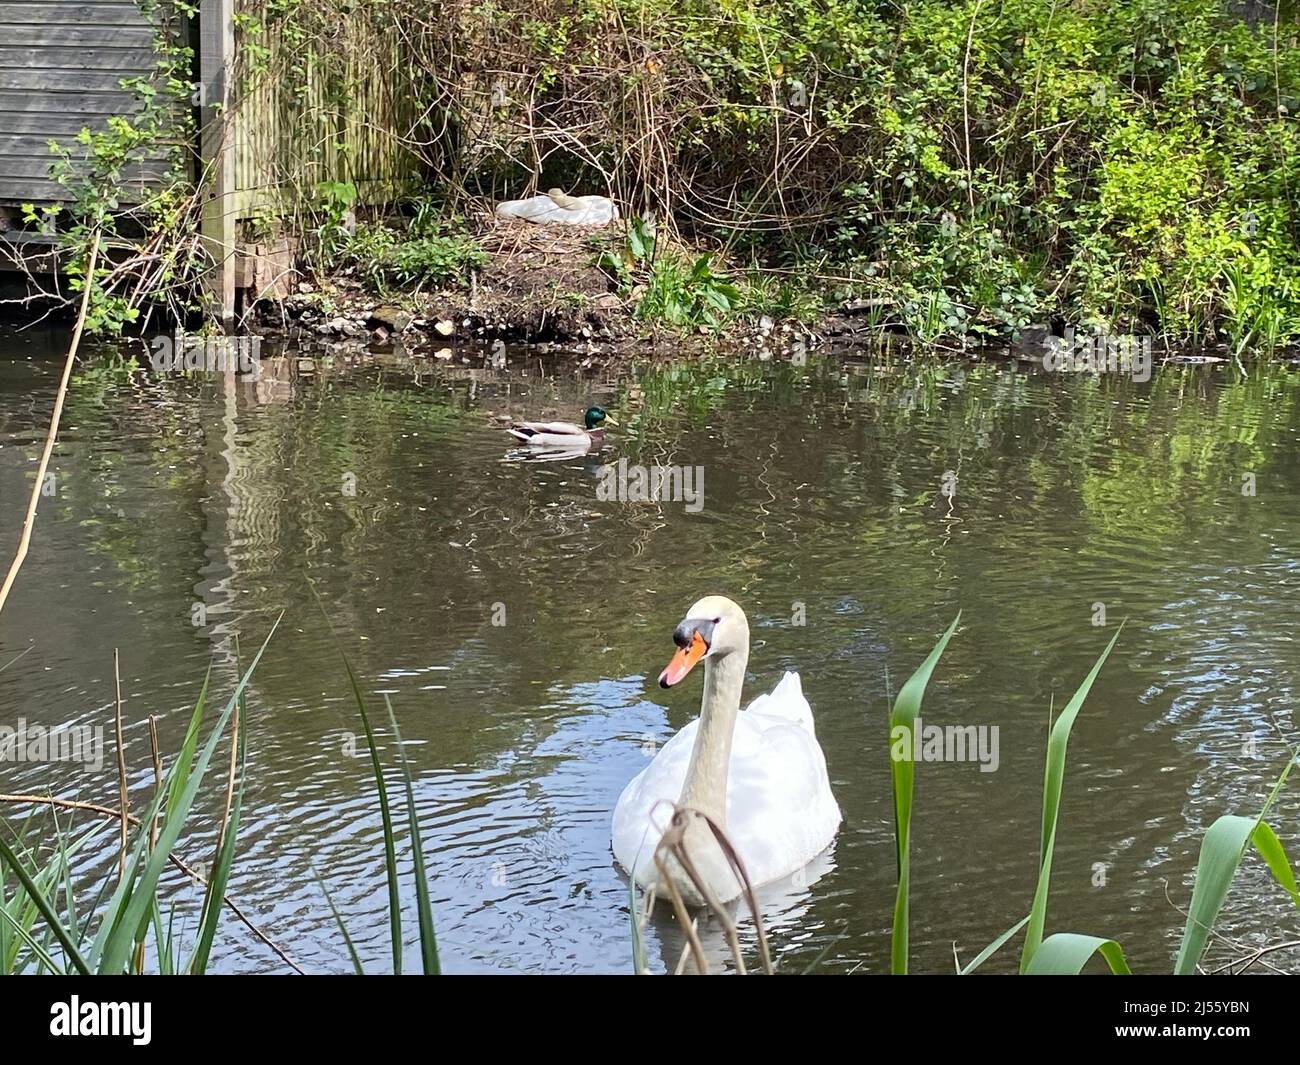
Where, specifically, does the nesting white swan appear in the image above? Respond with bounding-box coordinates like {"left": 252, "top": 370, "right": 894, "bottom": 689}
{"left": 495, "top": 188, "right": 619, "bottom": 227}
{"left": 612, "top": 596, "right": 841, "bottom": 904}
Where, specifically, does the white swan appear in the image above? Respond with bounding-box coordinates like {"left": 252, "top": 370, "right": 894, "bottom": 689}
{"left": 612, "top": 595, "right": 841, "bottom": 905}
{"left": 494, "top": 188, "right": 619, "bottom": 227}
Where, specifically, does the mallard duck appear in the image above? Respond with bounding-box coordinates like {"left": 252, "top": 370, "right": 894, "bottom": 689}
{"left": 506, "top": 405, "right": 616, "bottom": 451}
{"left": 612, "top": 595, "right": 841, "bottom": 906}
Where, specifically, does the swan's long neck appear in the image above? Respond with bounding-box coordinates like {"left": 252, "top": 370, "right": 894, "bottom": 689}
{"left": 678, "top": 641, "right": 748, "bottom": 827}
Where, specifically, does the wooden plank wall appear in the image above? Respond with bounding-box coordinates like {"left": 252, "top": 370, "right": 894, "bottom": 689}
{"left": 0, "top": 1, "right": 423, "bottom": 222}
{"left": 0, "top": 1, "right": 164, "bottom": 204}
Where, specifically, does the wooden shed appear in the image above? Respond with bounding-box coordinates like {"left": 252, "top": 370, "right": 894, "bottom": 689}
{"left": 0, "top": 0, "right": 419, "bottom": 317}
{"left": 0, "top": 1, "right": 166, "bottom": 204}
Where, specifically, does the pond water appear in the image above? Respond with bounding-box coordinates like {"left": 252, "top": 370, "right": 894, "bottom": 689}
{"left": 1, "top": 328, "right": 1298, "bottom": 974}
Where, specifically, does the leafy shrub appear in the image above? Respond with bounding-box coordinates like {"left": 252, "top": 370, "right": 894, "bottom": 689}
{"left": 601, "top": 216, "right": 742, "bottom": 330}
{"left": 336, "top": 222, "right": 485, "bottom": 295}
{"left": 241, "top": 0, "right": 1299, "bottom": 346}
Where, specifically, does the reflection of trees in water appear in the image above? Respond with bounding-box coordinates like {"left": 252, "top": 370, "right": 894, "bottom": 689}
{"left": 43, "top": 351, "right": 1300, "bottom": 796}
{"left": 56, "top": 368, "right": 211, "bottom": 598}
{"left": 51, "top": 354, "right": 1300, "bottom": 718}
{"left": 11, "top": 346, "right": 1300, "bottom": 971}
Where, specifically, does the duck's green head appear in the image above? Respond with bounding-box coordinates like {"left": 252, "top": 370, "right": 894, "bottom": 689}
{"left": 585, "top": 405, "right": 617, "bottom": 430}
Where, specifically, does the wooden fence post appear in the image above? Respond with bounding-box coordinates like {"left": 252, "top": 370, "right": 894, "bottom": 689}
{"left": 199, "top": 0, "right": 236, "bottom": 324}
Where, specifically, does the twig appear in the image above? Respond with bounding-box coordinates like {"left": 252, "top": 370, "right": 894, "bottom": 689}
{"left": 0, "top": 792, "right": 305, "bottom": 975}
{"left": 0, "top": 233, "right": 101, "bottom": 616}
{"left": 113, "top": 649, "right": 128, "bottom": 882}
{"left": 1209, "top": 939, "right": 1300, "bottom": 975}
{"left": 646, "top": 800, "right": 774, "bottom": 976}
{"left": 0, "top": 645, "right": 34, "bottom": 673}
{"left": 697, "top": 808, "right": 774, "bottom": 975}
{"left": 961, "top": 0, "right": 985, "bottom": 213}
{"left": 653, "top": 846, "right": 709, "bottom": 975}
{"left": 667, "top": 831, "right": 748, "bottom": 975}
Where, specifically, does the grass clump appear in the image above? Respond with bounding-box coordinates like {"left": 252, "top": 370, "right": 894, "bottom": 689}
{"left": 0, "top": 625, "right": 442, "bottom": 976}
{"left": 888, "top": 619, "right": 1300, "bottom": 975}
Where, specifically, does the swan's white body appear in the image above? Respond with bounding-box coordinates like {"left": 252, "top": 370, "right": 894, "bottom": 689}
{"left": 613, "top": 669, "right": 841, "bottom": 903}
{"left": 495, "top": 192, "right": 618, "bottom": 227}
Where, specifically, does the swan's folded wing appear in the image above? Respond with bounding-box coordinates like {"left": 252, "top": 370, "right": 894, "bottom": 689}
{"left": 724, "top": 712, "right": 841, "bottom": 887}
{"left": 743, "top": 670, "right": 814, "bottom": 732}
{"left": 495, "top": 195, "right": 569, "bottom": 223}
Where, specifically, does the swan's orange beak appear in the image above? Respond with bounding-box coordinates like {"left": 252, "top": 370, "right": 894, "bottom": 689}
{"left": 659, "top": 630, "right": 707, "bottom": 688}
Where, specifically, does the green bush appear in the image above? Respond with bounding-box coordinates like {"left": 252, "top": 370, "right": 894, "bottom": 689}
{"left": 243, "top": 0, "right": 1299, "bottom": 346}
{"left": 338, "top": 222, "right": 485, "bottom": 295}
{"left": 460, "top": 0, "right": 1300, "bottom": 344}
{"left": 601, "top": 216, "right": 743, "bottom": 329}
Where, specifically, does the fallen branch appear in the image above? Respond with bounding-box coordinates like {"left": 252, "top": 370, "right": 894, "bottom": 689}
{"left": 0, "top": 233, "right": 101, "bottom": 616}
{"left": 644, "top": 801, "right": 773, "bottom": 976}
{"left": 0, "top": 792, "right": 306, "bottom": 975}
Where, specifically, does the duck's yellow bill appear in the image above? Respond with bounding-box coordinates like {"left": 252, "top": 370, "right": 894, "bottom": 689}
{"left": 603, "top": 414, "right": 619, "bottom": 427}
{"left": 659, "top": 631, "right": 707, "bottom": 688}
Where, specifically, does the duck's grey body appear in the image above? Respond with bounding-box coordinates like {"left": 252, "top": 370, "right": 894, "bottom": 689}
{"left": 507, "top": 420, "right": 605, "bottom": 451}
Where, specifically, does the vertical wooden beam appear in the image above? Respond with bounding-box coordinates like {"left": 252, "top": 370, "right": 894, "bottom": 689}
{"left": 199, "top": 0, "right": 236, "bottom": 324}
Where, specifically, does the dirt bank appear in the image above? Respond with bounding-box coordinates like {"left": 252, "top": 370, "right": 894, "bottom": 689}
{"left": 252, "top": 221, "right": 640, "bottom": 354}
{"left": 247, "top": 218, "right": 892, "bottom": 361}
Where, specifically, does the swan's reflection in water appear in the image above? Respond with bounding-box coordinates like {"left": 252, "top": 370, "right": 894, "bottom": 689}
{"left": 642, "top": 846, "right": 838, "bottom": 974}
